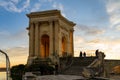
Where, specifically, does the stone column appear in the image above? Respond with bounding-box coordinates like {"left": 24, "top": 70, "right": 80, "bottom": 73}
{"left": 69, "top": 31, "right": 72, "bottom": 55}
{"left": 49, "top": 21, "right": 53, "bottom": 56}
{"left": 38, "top": 23, "right": 40, "bottom": 57}
{"left": 53, "top": 21, "right": 55, "bottom": 53}
{"left": 54, "top": 20, "right": 59, "bottom": 54}
{"left": 35, "top": 22, "right": 39, "bottom": 57}
{"left": 29, "top": 23, "right": 35, "bottom": 57}
{"left": 71, "top": 30, "right": 74, "bottom": 56}
{"left": 67, "top": 31, "right": 72, "bottom": 55}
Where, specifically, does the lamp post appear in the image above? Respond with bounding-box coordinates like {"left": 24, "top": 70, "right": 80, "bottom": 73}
{"left": 0, "top": 50, "right": 10, "bottom": 80}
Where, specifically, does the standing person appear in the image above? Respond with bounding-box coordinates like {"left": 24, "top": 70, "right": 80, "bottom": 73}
{"left": 83, "top": 52, "right": 86, "bottom": 57}
{"left": 79, "top": 51, "right": 82, "bottom": 57}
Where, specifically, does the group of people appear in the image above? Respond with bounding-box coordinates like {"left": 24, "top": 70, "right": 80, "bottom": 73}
{"left": 79, "top": 51, "right": 86, "bottom": 57}
{"left": 79, "top": 49, "right": 99, "bottom": 58}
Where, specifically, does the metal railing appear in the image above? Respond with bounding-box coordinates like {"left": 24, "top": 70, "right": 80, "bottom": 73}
{"left": 0, "top": 50, "right": 11, "bottom": 80}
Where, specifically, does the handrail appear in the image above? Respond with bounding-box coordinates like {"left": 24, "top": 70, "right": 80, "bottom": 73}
{"left": 0, "top": 50, "right": 11, "bottom": 80}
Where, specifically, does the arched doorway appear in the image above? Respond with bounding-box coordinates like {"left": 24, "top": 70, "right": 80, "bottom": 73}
{"left": 62, "top": 37, "right": 66, "bottom": 56}
{"left": 41, "top": 34, "right": 49, "bottom": 58}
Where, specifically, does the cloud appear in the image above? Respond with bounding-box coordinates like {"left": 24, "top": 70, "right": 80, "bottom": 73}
{"left": 41, "top": 0, "right": 54, "bottom": 2}
{"left": 73, "top": 34, "right": 120, "bottom": 59}
{"left": 0, "top": 0, "right": 30, "bottom": 12}
{"left": 52, "top": 2, "right": 63, "bottom": 11}
{"left": 0, "top": 31, "right": 10, "bottom": 37}
{"left": 30, "top": 3, "right": 41, "bottom": 12}
{"left": 6, "top": 46, "right": 28, "bottom": 57}
{"left": 0, "top": 30, "right": 28, "bottom": 49}
{"left": 86, "top": 38, "right": 120, "bottom": 59}
{"left": 52, "top": 2, "right": 66, "bottom": 17}
{"left": 9, "top": 30, "right": 28, "bottom": 40}
{"left": 0, "top": 46, "right": 28, "bottom": 67}
{"left": 10, "top": 0, "right": 19, "bottom": 4}
{"left": 116, "top": 24, "right": 120, "bottom": 30}
{"left": 106, "top": 0, "right": 120, "bottom": 30}
{"left": 2, "top": 30, "right": 28, "bottom": 42}
{"left": 0, "top": 0, "right": 66, "bottom": 17}
{"left": 74, "top": 36, "right": 84, "bottom": 44}
{"left": 74, "top": 36, "right": 85, "bottom": 49}
{"left": 75, "top": 25, "right": 105, "bottom": 35}
{"left": 87, "top": 38, "right": 102, "bottom": 44}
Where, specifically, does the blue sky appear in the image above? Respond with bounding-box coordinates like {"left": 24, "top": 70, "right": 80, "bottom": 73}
{"left": 0, "top": 0, "right": 120, "bottom": 67}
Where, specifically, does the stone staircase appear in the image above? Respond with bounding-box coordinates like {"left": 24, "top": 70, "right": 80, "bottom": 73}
{"left": 60, "top": 57, "right": 96, "bottom": 75}
{"left": 32, "top": 58, "right": 52, "bottom": 65}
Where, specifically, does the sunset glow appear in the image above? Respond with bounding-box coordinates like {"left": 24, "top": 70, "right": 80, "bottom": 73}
{"left": 0, "top": 0, "right": 120, "bottom": 67}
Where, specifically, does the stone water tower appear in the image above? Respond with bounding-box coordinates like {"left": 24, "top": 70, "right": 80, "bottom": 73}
{"left": 26, "top": 10, "right": 75, "bottom": 65}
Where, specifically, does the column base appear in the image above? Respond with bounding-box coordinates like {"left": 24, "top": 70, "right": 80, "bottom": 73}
{"left": 27, "top": 56, "right": 37, "bottom": 65}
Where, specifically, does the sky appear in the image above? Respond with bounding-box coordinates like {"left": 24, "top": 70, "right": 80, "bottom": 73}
{"left": 0, "top": 0, "right": 120, "bottom": 67}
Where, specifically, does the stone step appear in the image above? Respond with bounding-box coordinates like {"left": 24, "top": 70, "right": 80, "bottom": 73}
{"left": 72, "top": 57, "right": 96, "bottom": 66}
{"left": 62, "top": 66, "right": 84, "bottom": 75}
{"left": 60, "top": 57, "right": 96, "bottom": 75}
{"left": 32, "top": 58, "right": 51, "bottom": 65}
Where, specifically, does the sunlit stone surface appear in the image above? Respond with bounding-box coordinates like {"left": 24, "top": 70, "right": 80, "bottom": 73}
{"left": 26, "top": 10, "right": 75, "bottom": 65}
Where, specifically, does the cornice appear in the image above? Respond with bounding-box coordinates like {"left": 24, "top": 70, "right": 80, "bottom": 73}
{"left": 26, "top": 10, "right": 60, "bottom": 18}
{"left": 27, "top": 10, "right": 76, "bottom": 27}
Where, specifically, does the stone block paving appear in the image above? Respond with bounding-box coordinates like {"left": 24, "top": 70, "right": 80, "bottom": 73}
{"left": 36, "top": 75, "right": 84, "bottom": 80}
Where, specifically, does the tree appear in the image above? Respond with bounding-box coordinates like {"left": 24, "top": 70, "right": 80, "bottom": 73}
{"left": 25, "top": 63, "right": 55, "bottom": 75}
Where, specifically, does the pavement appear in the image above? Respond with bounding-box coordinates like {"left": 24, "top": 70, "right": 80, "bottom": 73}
{"left": 36, "top": 75, "right": 85, "bottom": 80}
{"left": 36, "top": 75, "right": 120, "bottom": 80}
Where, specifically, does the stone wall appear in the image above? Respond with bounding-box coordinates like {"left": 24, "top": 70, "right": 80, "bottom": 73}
{"left": 60, "top": 57, "right": 120, "bottom": 76}
{"left": 104, "top": 60, "right": 120, "bottom": 76}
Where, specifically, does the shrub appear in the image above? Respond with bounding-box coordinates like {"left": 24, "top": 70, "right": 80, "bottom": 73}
{"left": 10, "top": 64, "right": 25, "bottom": 80}
{"left": 10, "top": 63, "right": 55, "bottom": 80}
{"left": 25, "top": 63, "right": 55, "bottom": 75}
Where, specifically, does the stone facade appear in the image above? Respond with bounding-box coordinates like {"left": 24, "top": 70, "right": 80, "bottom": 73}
{"left": 26, "top": 10, "right": 75, "bottom": 65}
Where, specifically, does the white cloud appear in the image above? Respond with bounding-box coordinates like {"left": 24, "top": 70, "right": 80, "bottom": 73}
{"left": 9, "top": 30, "right": 28, "bottom": 40}
{"left": 0, "top": 31, "right": 10, "bottom": 37}
{"left": 74, "top": 36, "right": 84, "bottom": 45}
{"left": 40, "top": 0, "right": 54, "bottom": 2}
{"left": 10, "top": 0, "right": 19, "bottom": 4}
{"left": 53, "top": 2, "right": 63, "bottom": 11}
{"left": 0, "top": 0, "right": 30, "bottom": 12}
{"left": 52, "top": 2, "right": 66, "bottom": 17}
{"left": 75, "top": 25, "right": 105, "bottom": 35}
{"left": 106, "top": 0, "right": 120, "bottom": 30}
{"left": 30, "top": 3, "right": 41, "bottom": 12}
{"left": 7, "top": 46, "right": 28, "bottom": 66}
{"left": 74, "top": 33, "right": 120, "bottom": 59}
{"left": 0, "top": 0, "right": 66, "bottom": 16}
{"left": 116, "top": 26, "right": 120, "bottom": 30}
{"left": 6, "top": 46, "right": 28, "bottom": 57}
{"left": 0, "top": 30, "right": 28, "bottom": 49}
{"left": 0, "top": 46, "right": 28, "bottom": 67}
{"left": 86, "top": 38, "right": 120, "bottom": 59}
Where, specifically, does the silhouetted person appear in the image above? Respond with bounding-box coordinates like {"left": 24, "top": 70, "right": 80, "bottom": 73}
{"left": 55, "top": 63, "right": 58, "bottom": 75}
{"left": 83, "top": 52, "right": 86, "bottom": 57}
{"left": 95, "top": 49, "right": 99, "bottom": 58}
{"left": 79, "top": 51, "right": 82, "bottom": 57}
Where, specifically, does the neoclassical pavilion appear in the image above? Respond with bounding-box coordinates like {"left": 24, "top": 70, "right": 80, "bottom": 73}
{"left": 26, "top": 10, "right": 75, "bottom": 64}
